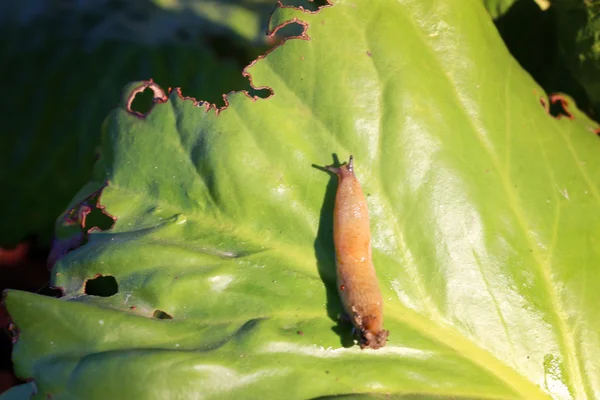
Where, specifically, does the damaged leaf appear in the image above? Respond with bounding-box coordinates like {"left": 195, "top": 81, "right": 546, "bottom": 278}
{"left": 4, "top": 0, "right": 600, "bottom": 399}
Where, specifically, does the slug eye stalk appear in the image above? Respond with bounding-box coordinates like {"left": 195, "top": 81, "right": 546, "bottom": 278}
{"left": 325, "top": 155, "right": 354, "bottom": 175}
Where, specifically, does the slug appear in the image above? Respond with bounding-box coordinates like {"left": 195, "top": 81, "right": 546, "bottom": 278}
{"left": 325, "top": 155, "right": 389, "bottom": 349}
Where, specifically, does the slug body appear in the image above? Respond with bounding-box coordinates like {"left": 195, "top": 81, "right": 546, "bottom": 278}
{"left": 326, "top": 156, "right": 389, "bottom": 349}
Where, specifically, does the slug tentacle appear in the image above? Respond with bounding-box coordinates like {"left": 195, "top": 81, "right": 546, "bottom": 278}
{"left": 322, "top": 155, "right": 389, "bottom": 349}
{"left": 325, "top": 155, "right": 354, "bottom": 178}
{"left": 325, "top": 165, "right": 342, "bottom": 175}
{"left": 347, "top": 155, "right": 354, "bottom": 173}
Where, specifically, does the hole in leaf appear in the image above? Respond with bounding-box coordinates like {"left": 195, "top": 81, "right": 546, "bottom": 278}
{"left": 129, "top": 87, "right": 156, "bottom": 115}
{"left": 50, "top": 185, "right": 117, "bottom": 268}
{"left": 247, "top": 87, "right": 272, "bottom": 99}
{"left": 273, "top": 21, "right": 306, "bottom": 40}
{"left": 84, "top": 275, "right": 118, "bottom": 297}
{"left": 548, "top": 94, "right": 574, "bottom": 120}
{"left": 153, "top": 310, "right": 173, "bottom": 320}
{"left": 82, "top": 203, "right": 115, "bottom": 232}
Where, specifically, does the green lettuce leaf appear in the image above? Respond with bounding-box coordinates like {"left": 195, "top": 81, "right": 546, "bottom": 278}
{"left": 4, "top": 0, "right": 600, "bottom": 398}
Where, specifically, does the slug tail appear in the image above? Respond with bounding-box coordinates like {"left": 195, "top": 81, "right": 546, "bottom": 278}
{"left": 360, "top": 329, "right": 389, "bottom": 350}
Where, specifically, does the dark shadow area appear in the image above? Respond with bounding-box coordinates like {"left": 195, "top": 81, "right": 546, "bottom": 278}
{"left": 312, "top": 154, "right": 355, "bottom": 348}
{"left": 312, "top": 394, "right": 483, "bottom": 400}
{"left": 234, "top": 318, "right": 265, "bottom": 339}
{"left": 493, "top": 0, "right": 594, "bottom": 118}
{"left": 84, "top": 275, "right": 118, "bottom": 297}
{"left": 152, "top": 310, "right": 173, "bottom": 320}
{"left": 279, "top": 0, "right": 330, "bottom": 11}
{"left": 0, "top": 236, "right": 61, "bottom": 393}
{"left": 207, "top": 33, "right": 267, "bottom": 67}
{"left": 494, "top": 0, "right": 555, "bottom": 89}
{"left": 0, "top": 305, "right": 23, "bottom": 393}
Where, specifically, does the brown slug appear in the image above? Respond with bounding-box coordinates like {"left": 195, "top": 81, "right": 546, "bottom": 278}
{"left": 325, "top": 155, "right": 389, "bottom": 349}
